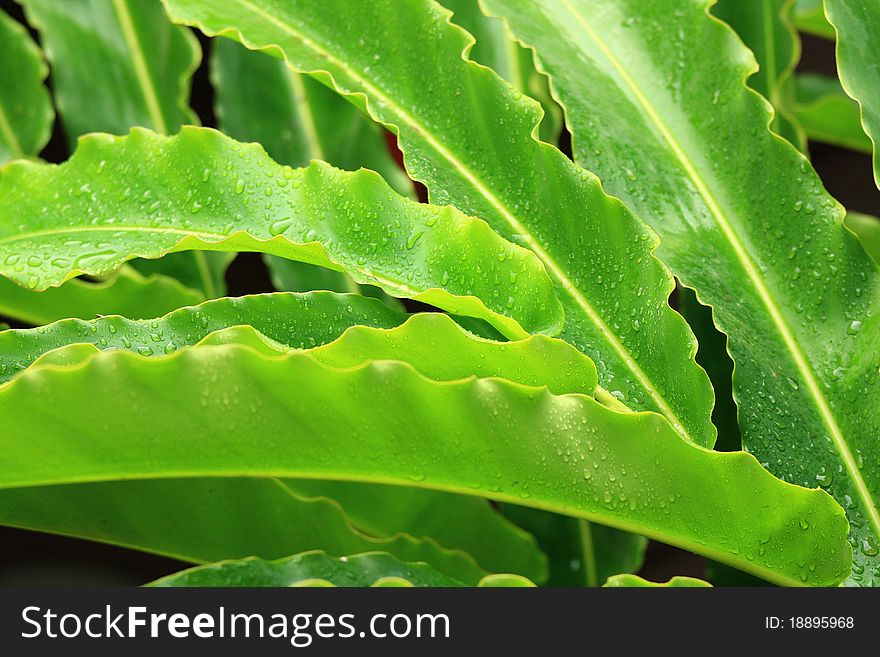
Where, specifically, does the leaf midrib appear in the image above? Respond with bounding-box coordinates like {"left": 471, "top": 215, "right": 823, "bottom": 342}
{"left": 284, "top": 71, "right": 326, "bottom": 161}
{"left": 111, "top": 0, "right": 169, "bottom": 134}
{"left": 558, "top": 0, "right": 880, "bottom": 536}
{"left": 217, "top": 0, "right": 696, "bottom": 444}
{"left": 0, "top": 223, "right": 448, "bottom": 318}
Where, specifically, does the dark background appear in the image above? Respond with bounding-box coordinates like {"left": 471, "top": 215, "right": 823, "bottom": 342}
{"left": 0, "top": 0, "right": 877, "bottom": 586}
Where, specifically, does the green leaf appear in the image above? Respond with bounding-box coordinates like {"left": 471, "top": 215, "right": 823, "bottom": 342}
{"left": 211, "top": 37, "right": 413, "bottom": 198}
{"left": 483, "top": 0, "right": 879, "bottom": 586}
{"left": 0, "top": 127, "right": 561, "bottom": 340}
{"left": 0, "top": 309, "right": 569, "bottom": 582}
{"left": 440, "top": 0, "right": 562, "bottom": 144}
{"left": 499, "top": 505, "right": 646, "bottom": 586}
{"left": 0, "top": 295, "right": 499, "bottom": 582}
{"left": 712, "top": 0, "right": 806, "bottom": 151}
{"left": 149, "top": 551, "right": 527, "bottom": 587}
{"left": 826, "top": 0, "right": 880, "bottom": 188}
{"left": 0, "top": 339, "right": 851, "bottom": 586}
{"left": 285, "top": 480, "right": 547, "bottom": 582}
{"left": 793, "top": 0, "right": 835, "bottom": 39}
{"left": 0, "top": 8, "right": 52, "bottom": 162}
{"left": 0, "top": 478, "right": 488, "bottom": 584}
{"left": 845, "top": 212, "right": 880, "bottom": 267}
{"left": 162, "top": 0, "right": 716, "bottom": 448}
{"left": 19, "top": 0, "right": 238, "bottom": 300}
{"left": 211, "top": 37, "right": 412, "bottom": 300}
{"left": 790, "top": 74, "right": 872, "bottom": 153}
{"left": 0, "top": 291, "right": 406, "bottom": 385}
{"left": 0, "top": 266, "right": 202, "bottom": 326}
{"left": 603, "top": 574, "right": 712, "bottom": 588}
{"left": 19, "top": 0, "right": 200, "bottom": 145}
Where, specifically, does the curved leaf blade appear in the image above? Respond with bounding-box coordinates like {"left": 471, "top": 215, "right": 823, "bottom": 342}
{"left": 0, "top": 127, "right": 561, "bottom": 339}
{"left": 603, "top": 574, "right": 712, "bottom": 588}
{"left": 19, "top": 0, "right": 200, "bottom": 144}
{"left": 162, "top": 0, "right": 716, "bottom": 448}
{"left": 211, "top": 37, "right": 413, "bottom": 197}
{"left": 285, "top": 480, "right": 547, "bottom": 582}
{"left": 0, "top": 478, "right": 489, "bottom": 584}
{"left": 790, "top": 74, "right": 872, "bottom": 153}
{"left": 0, "top": 343, "right": 851, "bottom": 586}
{"left": 440, "top": 0, "right": 562, "bottom": 144}
{"left": 826, "top": 0, "right": 880, "bottom": 187}
{"left": 483, "top": 0, "right": 880, "bottom": 585}
{"left": 0, "top": 8, "right": 52, "bottom": 162}
{"left": 713, "top": 0, "right": 806, "bottom": 150}
{"left": 18, "top": 0, "right": 233, "bottom": 300}
{"left": 211, "top": 37, "right": 412, "bottom": 299}
{"left": 0, "top": 291, "right": 406, "bottom": 385}
{"left": 845, "top": 212, "right": 880, "bottom": 267}
{"left": 0, "top": 266, "right": 202, "bottom": 326}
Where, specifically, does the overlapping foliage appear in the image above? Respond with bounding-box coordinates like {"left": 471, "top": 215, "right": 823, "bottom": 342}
{"left": 0, "top": 0, "right": 876, "bottom": 587}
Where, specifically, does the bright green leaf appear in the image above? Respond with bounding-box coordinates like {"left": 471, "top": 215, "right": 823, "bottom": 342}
{"left": 0, "top": 340, "right": 851, "bottom": 586}
{"left": 844, "top": 212, "right": 880, "bottom": 267}
{"left": 0, "top": 291, "right": 406, "bottom": 384}
{"left": 19, "top": 0, "right": 238, "bottom": 300}
{"left": 0, "top": 127, "right": 561, "bottom": 340}
{"left": 440, "top": 0, "right": 562, "bottom": 144}
{"left": 793, "top": 0, "right": 835, "bottom": 39}
{"left": 162, "top": 0, "right": 717, "bottom": 448}
{"left": 211, "top": 37, "right": 412, "bottom": 301}
{"left": 603, "top": 574, "right": 712, "bottom": 588}
{"left": 482, "top": 0, "right": 880, "bottom": 586}
{"left": 211, "top": 37, "right": 413, "bottom": 197}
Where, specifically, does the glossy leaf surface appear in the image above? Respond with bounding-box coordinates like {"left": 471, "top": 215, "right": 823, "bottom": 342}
{"left": 790, "top": 74, "right": 872, "bottom": 153}
{"left": 483, "top": 0, "right": 880, "bottom": 585}
{"left": 440, "top": 0, "right": 561, "bottom": 143}
{"left": 0, "top": 341, "right": 851, "bottom": 586}
{"left": 211, "top": 37, "right": 411, "bottom": 298}
{"left": 0, "top": 291, "right": 405, "bottom": 384}
{"left": 713, "top": 0, "right": 804, "bottom": 149}
{"left": 0, "top": 127, "right": 561, "bottom": 340}
{"left": 163, "top": 0, "right": 716, "bottom": 448}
